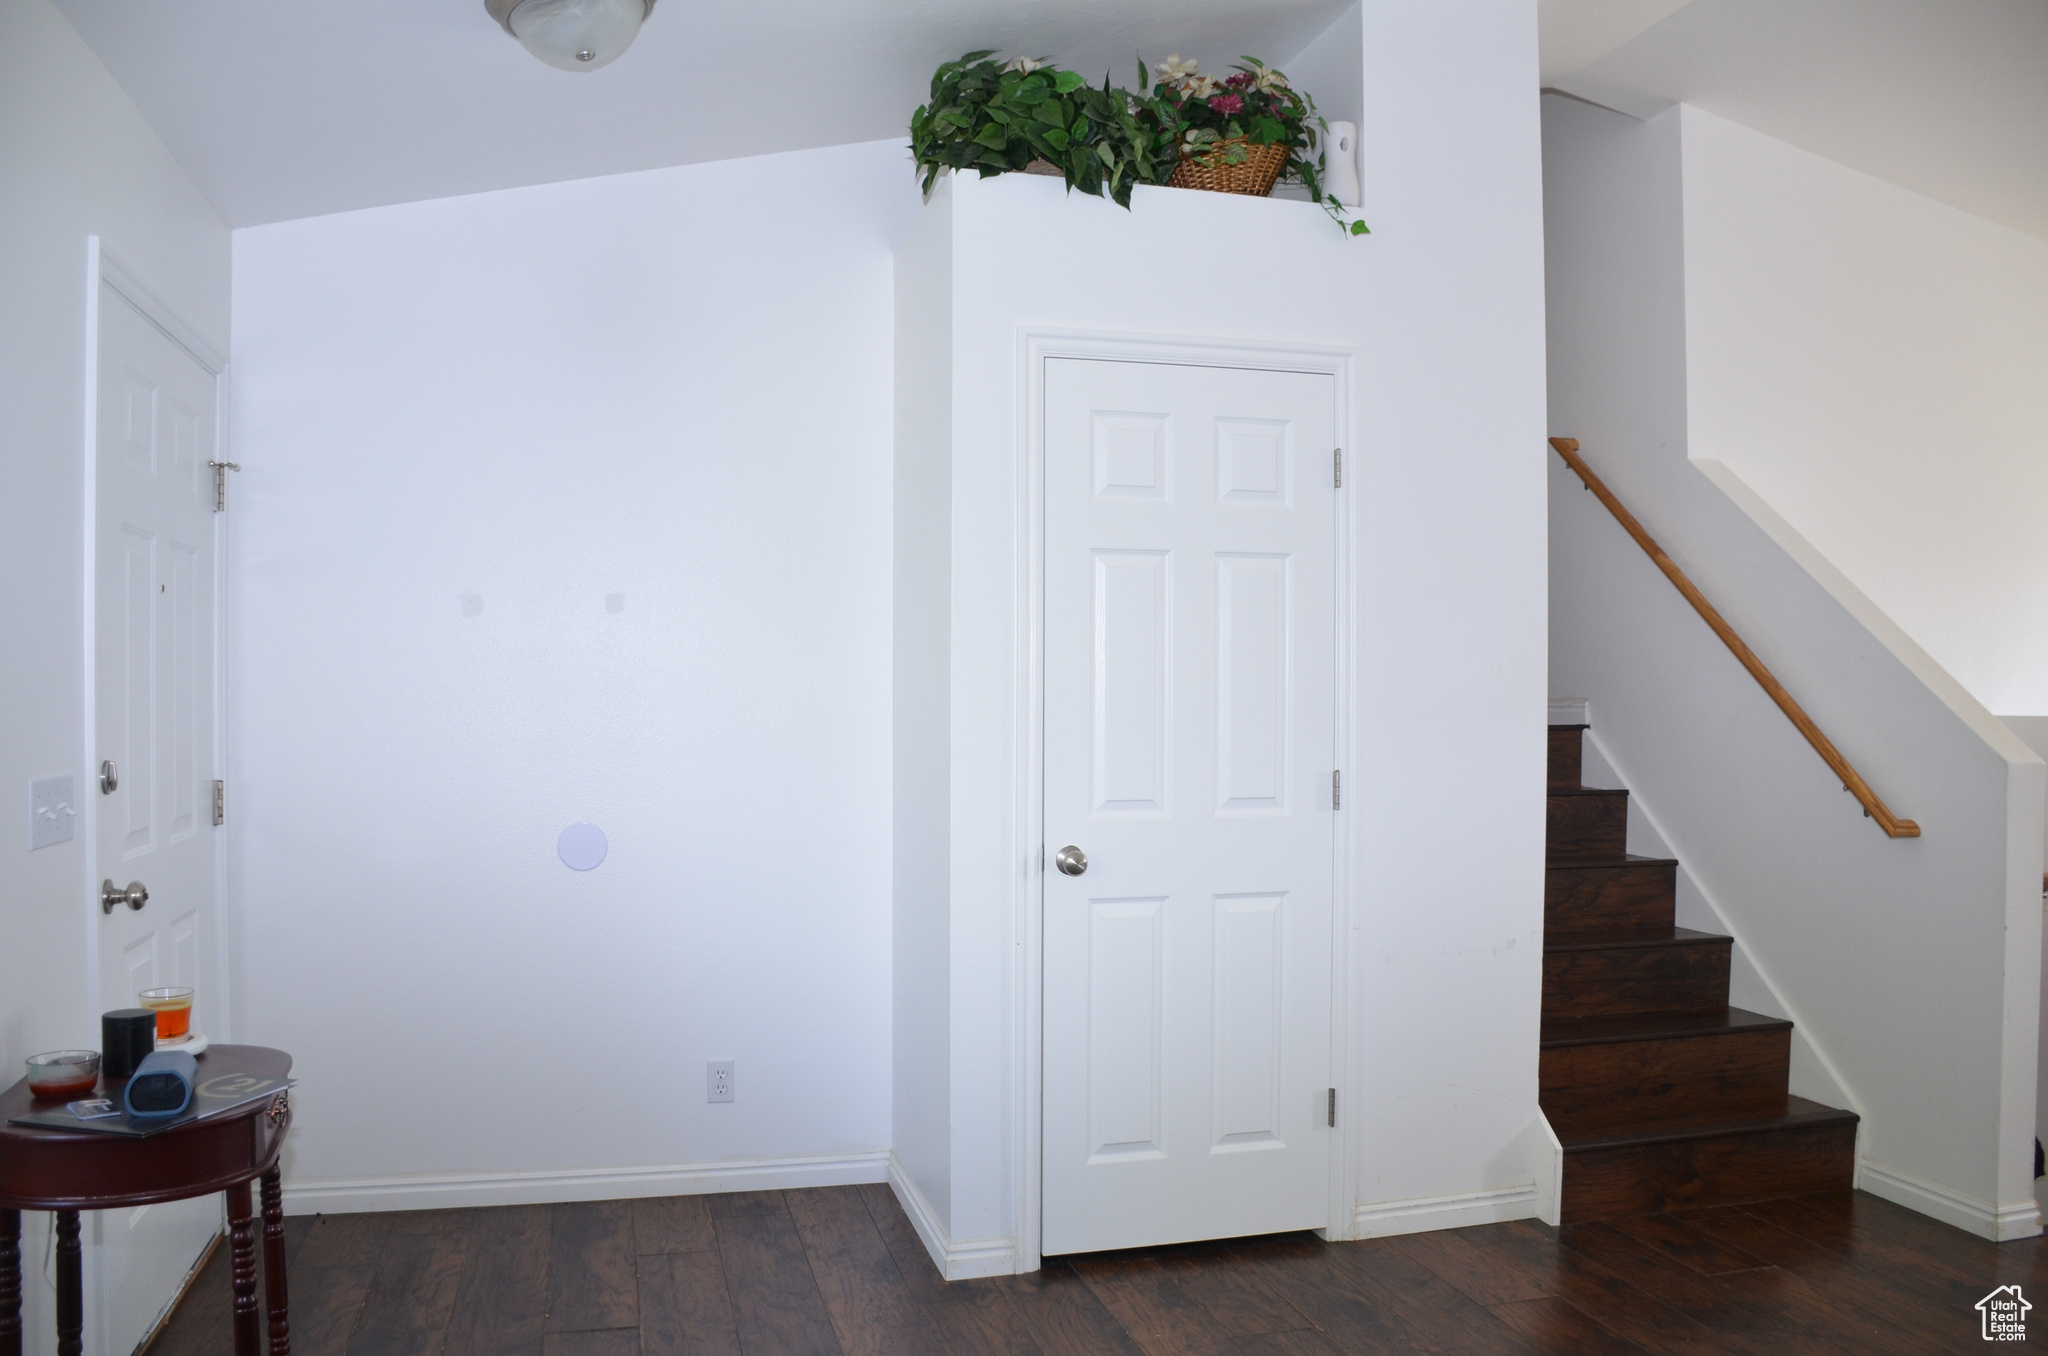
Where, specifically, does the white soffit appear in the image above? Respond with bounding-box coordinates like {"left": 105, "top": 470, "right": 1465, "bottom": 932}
{"left": 1537, "top": 0, "right": 1698, "bottom": 87}
{"left": 51, "top": 0, "right": 1349, "bottom": 228}
{"left": 1544, "top": 0, "right": 2048, "bottom": 242}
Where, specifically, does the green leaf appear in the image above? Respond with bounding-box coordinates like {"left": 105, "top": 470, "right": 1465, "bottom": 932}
{"left": 975, "top": 123, "right": 1010, "bottom": 149}
{"left": 1054, "top": 69, "right": 1086, "bottom": 94}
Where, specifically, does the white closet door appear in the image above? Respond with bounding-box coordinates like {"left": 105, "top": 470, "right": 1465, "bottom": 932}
{"left": 1042, "top": 357, "right": 1337, "bottom": 1256}
{"left": 95, "top": 281, "right": 223, "bottom": 1351}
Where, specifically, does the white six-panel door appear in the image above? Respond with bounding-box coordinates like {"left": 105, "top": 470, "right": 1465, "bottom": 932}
{"left": 1041, "top": 358, "right": 1337, "bottom": 1256}
{"left": 95, "top": 280, "right": 224, "bottom": 1351}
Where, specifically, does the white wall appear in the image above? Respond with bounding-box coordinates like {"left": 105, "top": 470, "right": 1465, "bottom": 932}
{"left": 1544, "top": 92, "right": 2046, "bottom": 1240}
{"left": 1282, "top": 2, "right": 1364, "bottom": 135}
{"left": 1679, "top": 107, "right": 2048, "bottom": 718}
{"left": 0, "top": 0, "right": 230, "bottom": 1345}
{"left": 891, "top": 189, "right": 954, "bottom": 1229}
{"left": 230, "top": 140, "right": 923, "bottom": 1210}
{"left": 895, "top": 0, "right": 1551, "bottom": 1273}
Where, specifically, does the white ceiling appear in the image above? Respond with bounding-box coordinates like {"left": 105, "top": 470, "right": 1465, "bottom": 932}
{"left": 52, "top": 0, "right": 1350, "bottom": 227}
{"left": 1543, "top": 0, "right": 2048, "bottom": 241}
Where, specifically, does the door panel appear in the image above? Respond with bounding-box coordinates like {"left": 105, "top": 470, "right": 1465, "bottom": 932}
{"left": 95, "top": 282, "right": 222, "bottom": 1353}
{"left": 1043, "top": 358, "right": 1336, "bottom": 1256}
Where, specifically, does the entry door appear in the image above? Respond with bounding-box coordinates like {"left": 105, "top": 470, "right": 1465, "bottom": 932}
{"left": 1042, "top": 357, "right": 1337, "bottom": 1256}
{"left": 95, "top": 280, "right": 224, "bottom": 1351}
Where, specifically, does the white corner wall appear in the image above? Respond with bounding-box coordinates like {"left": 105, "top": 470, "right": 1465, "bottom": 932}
{"left": 230, "top": 140, "right": 923, "bottom": 1211}
{"left": 1544, "top": 92, "right": 2046, "bottom": 1240}
{"left": 894, "top": 0, "right": 1550, "bottom": 1275}
{"left": 0, "top": 0, "right": 231, "bottom": 1345}
{"left": 1678, "top": 107, "right": 2048, "bottom": 718}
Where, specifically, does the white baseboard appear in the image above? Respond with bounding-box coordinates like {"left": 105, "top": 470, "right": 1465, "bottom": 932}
{"left": 1548, "top": 698, "right": 1590, "bottom": 726}
{"left": 1857, "top": 1157, "right": 2044, "bottom": 1242}
{"left": 281, "top": 1149, "right": 889, "bottom": 1216}
{"left": 1351, "top": 1183, "right": 1542, "bottom": 1239}
{"left": 886, "top": 1154, "right": 1018, "bottom": 1280}
{"left": 1519, "top": 1111, "right": 1564, "bottom": 1228}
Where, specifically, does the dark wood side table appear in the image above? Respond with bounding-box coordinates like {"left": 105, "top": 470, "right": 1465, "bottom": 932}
{"left": 0, "top": 1045, "right": 292, "bottom": 1356}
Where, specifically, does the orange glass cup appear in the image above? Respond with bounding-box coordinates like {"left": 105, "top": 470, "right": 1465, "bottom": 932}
{"left": 139, "top": 987, "right": 195, "bottom": 1041}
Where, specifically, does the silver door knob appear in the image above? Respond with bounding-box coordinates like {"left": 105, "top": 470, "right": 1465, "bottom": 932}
{"left": 1055, "top": 845, "right": 1088, "bottom": 876}
{"left": 101, "top": 879, "right": 148, "bottom": 914}
{"left": 100, "top": 760, "right": 118, "bottom": 794}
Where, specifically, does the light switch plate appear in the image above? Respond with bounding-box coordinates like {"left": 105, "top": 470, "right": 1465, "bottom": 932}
{"left": 31, "top": 777, "right": 76, "bottom": 850}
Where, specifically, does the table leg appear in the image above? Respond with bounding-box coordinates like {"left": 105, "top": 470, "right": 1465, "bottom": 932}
{"left": 0, "top": 1208, "right": 19, "bottom": 1356}
{"left": 260, "top": 1169, "right": 290, "bottom": 1355}
{"left": 227, "top": 1182, "right": 259, "bottom": 1356}
{"left": 54, "top": 1212, "right": 80, "bottom": 1356}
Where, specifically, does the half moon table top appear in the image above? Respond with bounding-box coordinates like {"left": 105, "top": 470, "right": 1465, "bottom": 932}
{"left": 0, "top": 1045, "right": 292, "bottom": 1210}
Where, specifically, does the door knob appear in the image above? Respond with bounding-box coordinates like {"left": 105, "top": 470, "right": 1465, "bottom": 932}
{"left": 100, "top": 760, "right": 118, "bottom": 794}
{"left": 101, "top": 879, "right": 148, "bottom": 914}
{"left": 1054, "top": 845, "right": 1088, "bottom": 876}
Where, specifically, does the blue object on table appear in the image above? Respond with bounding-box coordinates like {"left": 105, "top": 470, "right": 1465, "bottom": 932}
{"left": 124, "top": 1049, "right": 197, "bottom": 1117}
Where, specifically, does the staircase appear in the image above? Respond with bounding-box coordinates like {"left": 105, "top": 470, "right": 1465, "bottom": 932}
{"left": 1542, "top": 722, "right": 1859, "bottom": 1220}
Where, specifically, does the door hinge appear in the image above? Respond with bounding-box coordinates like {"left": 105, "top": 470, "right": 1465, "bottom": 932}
{"left": 1333, "top": 448, "right": 1342, "bottom": 488}
{"left": 212, "top": 780, "right": 225, "bottom": 826}
{"left": 1332, "top": 770, "right": 1341, "bottom": 809}
{"left": 208, "top": 460, "right": 241, "bottom": 512}
{"left": 1328, "top": 1088, "right": 1337, "bottom": 1127}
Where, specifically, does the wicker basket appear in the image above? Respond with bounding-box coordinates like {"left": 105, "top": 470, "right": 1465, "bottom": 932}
{"left": 1169, "top": 138, "right": 1289, "bottom": 196}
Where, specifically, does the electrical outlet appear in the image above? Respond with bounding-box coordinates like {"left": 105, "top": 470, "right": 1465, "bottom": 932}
{"left": 707, "top": 1060, "right": 734, "bottom": 1103}
{"left": 31, "top": 777, "right": 76, "bottom": 851}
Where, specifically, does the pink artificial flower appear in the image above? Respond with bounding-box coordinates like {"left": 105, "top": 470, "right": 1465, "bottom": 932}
{"left": 1209, "top": 93, "right": 1244, "bottom": 114}
{"left": 1225, "top": 72, "right": 1255, "bottom": 89}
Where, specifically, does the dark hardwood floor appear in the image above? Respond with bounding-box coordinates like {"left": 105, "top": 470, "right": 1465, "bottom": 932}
{"left": 146, "top": 1183, "right": 2046, "bottom": 1354}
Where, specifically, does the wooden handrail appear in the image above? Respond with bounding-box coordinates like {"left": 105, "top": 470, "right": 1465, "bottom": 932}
{"left": 1550, "top": 437, "right": 1920, "bottom": 839}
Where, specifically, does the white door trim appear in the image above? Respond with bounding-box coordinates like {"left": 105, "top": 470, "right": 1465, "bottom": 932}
{"left": 1013, "top": 328, "right": 1359, "bottom": 1270}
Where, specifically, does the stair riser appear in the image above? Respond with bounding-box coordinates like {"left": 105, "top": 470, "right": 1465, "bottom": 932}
{"left": 1560, "top": 1119, "right": 1857, "bottom": 1222}
{"left": 1547, "top": 792, "right": 1628, "bottom": 861}
{"left": 1548, "top": 726, "right": 1584, "bottom": 790}
{"left": 1546, "top": 861, "right": 1676, "bottom": 933}
{"left": 1543, "top": 942, "right": 1731, "bottom": 1020}
{"left": 1541, "top": 1028, "right": 1791, "bottom": 1134}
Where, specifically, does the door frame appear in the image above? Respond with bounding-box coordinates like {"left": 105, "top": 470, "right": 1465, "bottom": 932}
{"left": 79, "top": 237, "right": 234, "bottom": 1343}
{"left": 1014, "top": 329, "right": 1359, "bottom": 1270}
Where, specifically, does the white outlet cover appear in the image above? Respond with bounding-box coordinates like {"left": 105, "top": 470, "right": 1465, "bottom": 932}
{"left": 557, "top": 822, "right": 608, "bottom": 871}
{"left": 707, "top": 1059, "right": 735, "bottom": 1103}
{"left": 31, "top": 777, "right": 76, "bottom": 851}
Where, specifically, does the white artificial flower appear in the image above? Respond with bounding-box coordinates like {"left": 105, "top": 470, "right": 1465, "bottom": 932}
{"left": 1186, "top": 74, "right": 1222, "bottom": 96}
{"left": 1004, "top": 55, "right": 1051, "bottom": 74}
{"left": 1156, "top": 54, "right": 1201, "bottom": 84}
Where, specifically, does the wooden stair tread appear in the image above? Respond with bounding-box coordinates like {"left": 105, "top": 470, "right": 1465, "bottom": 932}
{"left": 1541, "top": 1005, "right": 1789, "bottom": 1048}
{"left": 1557, "top": 1095, "right": 1857, "bottom": 1152}
{"left": 1544, "top": 854, "right": 1673, "bottom": 874}
{"left": 1545, "top": 926, "right": 1728, "bottom": 953}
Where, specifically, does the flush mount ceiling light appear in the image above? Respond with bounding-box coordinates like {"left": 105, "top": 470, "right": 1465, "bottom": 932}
{"left": 485, "top": 0, "right": 656, "bottom": 72}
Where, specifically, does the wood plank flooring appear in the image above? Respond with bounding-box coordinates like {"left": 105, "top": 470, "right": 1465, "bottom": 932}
{"left": 145, "top": 1184, "right": 2048, "bottom": 1354}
